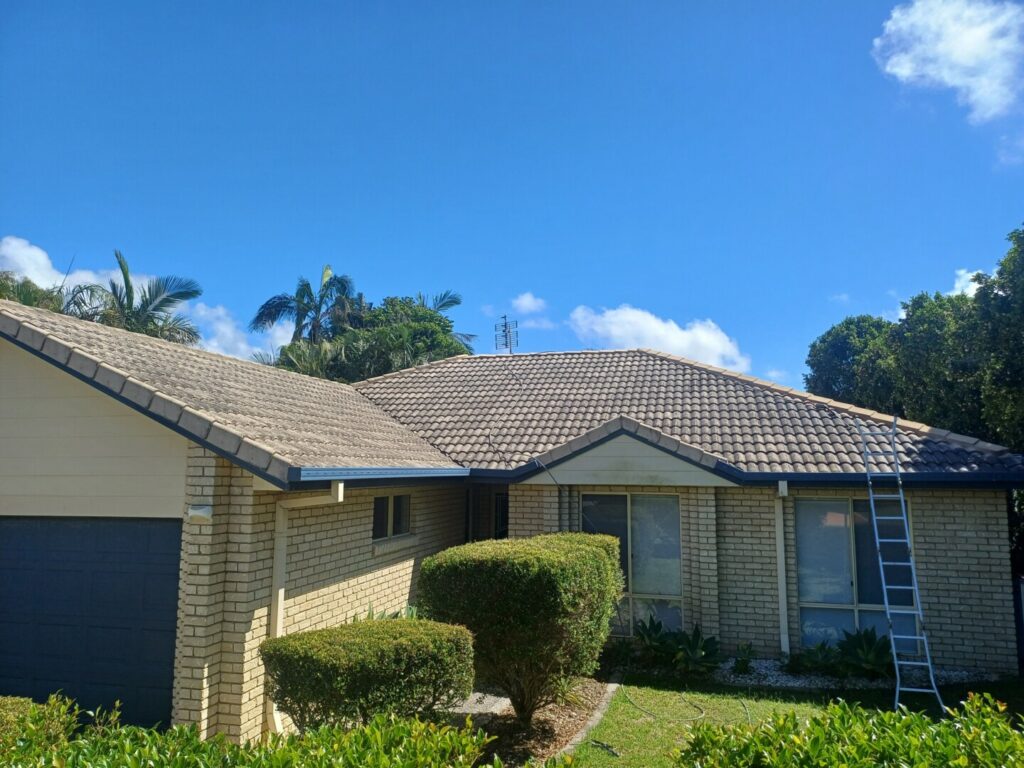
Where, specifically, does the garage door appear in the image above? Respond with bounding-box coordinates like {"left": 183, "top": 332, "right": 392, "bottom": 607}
{"left": 0, "top": 517, "right": 182, "bottom": 727}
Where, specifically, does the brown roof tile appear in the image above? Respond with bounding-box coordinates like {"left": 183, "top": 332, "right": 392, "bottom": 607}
{"left": 354, "top": 349, "right": 1024, "bottom": 476}
{"left": 0, "top": 301, "right": 458, "bottom": 485}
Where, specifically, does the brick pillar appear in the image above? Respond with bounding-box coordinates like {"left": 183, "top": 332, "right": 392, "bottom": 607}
{"left": 695, "top": 487, "right": 719, "bottom": 637}
{"left": 172, "top": 445, "right": 230, "bottom": 736}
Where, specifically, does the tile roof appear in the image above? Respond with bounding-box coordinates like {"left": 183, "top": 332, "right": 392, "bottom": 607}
{"left": 0, "top": 301, "right": 460, "bottom": 486}
{"left": 353, "top": 349, "right": 1024, "bottom": 477}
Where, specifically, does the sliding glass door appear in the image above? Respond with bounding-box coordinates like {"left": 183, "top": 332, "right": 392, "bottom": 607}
{"left": 582, "top": 493, "right": 682, "bottom": 636}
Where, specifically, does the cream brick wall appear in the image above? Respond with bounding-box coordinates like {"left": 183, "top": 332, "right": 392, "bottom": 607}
{"left": 785, "top": 487, "right": 1016, "bottom": 674}
{"left": 715, "top": 486, "right": 779, "bottom": 655}
{"left": 508, "top": 480, "right": 1017, "bottom": 672}
{"left": 508, "top": 484, "right": 559, "bottom": 537}
{"left": 172, "top": 447, "right": 466, "bottom": 742}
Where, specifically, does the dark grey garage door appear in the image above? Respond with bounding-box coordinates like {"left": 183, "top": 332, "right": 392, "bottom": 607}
{"left": 0, "top": 517, "right": 181, "bottom": 727}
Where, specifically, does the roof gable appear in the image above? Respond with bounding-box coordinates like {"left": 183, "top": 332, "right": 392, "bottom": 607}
{"left": 519, "top": 421, "right": 737, "bottom": 487}
{"left": 0, "top": 301, "right": 458, "bottom": 487}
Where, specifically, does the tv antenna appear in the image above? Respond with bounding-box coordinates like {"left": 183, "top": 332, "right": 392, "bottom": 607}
{"left": 494, "top": 315, "right": 519, "bottom": 354}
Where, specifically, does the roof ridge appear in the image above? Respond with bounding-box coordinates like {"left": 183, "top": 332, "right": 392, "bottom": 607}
{"left": 635, "top": 348, "right": 1009, "bottom": 454}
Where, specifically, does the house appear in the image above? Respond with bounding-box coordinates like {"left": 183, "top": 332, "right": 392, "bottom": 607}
{"left": 1, "top": 299, "right": 1021, "bottom": 741}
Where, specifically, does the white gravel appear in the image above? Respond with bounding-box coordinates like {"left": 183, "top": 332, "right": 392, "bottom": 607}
{"left": 713, "top": 658, "right": 998, "bottom": 691}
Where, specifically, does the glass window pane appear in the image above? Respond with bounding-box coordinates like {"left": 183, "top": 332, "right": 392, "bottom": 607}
{"left": 630, "top": 495, "right": 681, "bottom": 597}
{"left": 633, "top": 598, "right": 683, "bottom": 633}
{"left": 800, "top": 607, "right": 855, "bottom": 647}
{"left": 372, "top": 497, "right": 389, "bottom": 540}
{"left": 393, "top": 495, "right": 411, "bottom": 536}
{"left": 609, "top": 597, "right": 631, "bottom": 637}
{"left": 582, "top": 495, "right": 629, "bottom": 590}
{"left": 852, "top": 501, "right": 883, "bottom": 605}
{"left": 860, "top": 610, "right": 918, "bottom": 655}
{"left": 796, "top": 500, "right": 853, "bottom": 605}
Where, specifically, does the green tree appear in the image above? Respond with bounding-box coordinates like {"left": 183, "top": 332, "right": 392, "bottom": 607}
{"left": 888, "top": 292, "right": 985, "bottom": 438}
{"left": 250, "top": 265, "right": 361, "bottom": 344}
{"left": 804, "top": 315, "right": 896, "bottom": 410}
{"left": 92, "top": 251, "right": 203, "bottom": 344}
{"left": 975, "top": 227, "right": 1024, "bottom": 451}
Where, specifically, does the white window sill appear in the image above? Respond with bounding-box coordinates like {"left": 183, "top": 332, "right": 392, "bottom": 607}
{"left": 372, "top": 533, "right": 419, "bottom": 556}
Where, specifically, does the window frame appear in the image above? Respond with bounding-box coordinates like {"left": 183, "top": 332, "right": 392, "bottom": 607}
{"left": 372, "top": 494, "right": 413, "bottom": 541}
{"left": 794, "top": 496, "right": 918, "bottom": 644}
{"left": 581, "top": 492, "right": 683, "bottom": 637}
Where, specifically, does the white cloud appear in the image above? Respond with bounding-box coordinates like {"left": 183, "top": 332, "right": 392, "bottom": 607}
{"left": 521, "top": 317, "right": 557, "bottom": 330}
{"left": 0, "top": 235, "right": 152, "bottom": 288}
{"left": 511, "top": 291, "right": 547, "bottom": 314}
{"left": 569, "top": 304, "right": 751, "bottom": 372}
{"left": 873, "top": 0, "right": 1024, "bottom": 123}
{"left": 829, "top": 292, "right": 851, "bottom": 304}
{"left": 188, "top": 303, "right": 260, "bottom": 359}
{"left": 949, "top": 267, "right": 987, "bottom": 295}
{"left": 266, "top": 321, "right": 295, "bottom": 350}
{"left": 188, "top": 302, "right": 292, "bottom": 360}
{"left": 765, "top": 369, "right": 788, "bottom": 382}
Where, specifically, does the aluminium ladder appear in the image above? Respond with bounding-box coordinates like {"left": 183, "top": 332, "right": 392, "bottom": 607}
{"left": 856, "top": 416, "right": 944, "bottom": 711}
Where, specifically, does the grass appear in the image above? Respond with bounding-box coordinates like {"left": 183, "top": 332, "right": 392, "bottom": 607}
{"left": 571, "top": 674, "right": 1024, "bottom": 768}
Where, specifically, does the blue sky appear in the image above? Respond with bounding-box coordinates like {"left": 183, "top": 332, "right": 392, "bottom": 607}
{"left": 2, "top": 0, "right": 1023, "bottom": 385}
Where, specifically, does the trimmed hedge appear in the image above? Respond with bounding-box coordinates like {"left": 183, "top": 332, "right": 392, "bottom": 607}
{"left": 417, "top": 532, "right": 623, "bottom": 724}
{"left": 676, "top": 694, "right": 1024, "bottom": 767}
{"left": 0, "top": 695, "right": 76, "bottom": 762}
{"left": 260, "top": 618, "right": 474, "bottom": 731}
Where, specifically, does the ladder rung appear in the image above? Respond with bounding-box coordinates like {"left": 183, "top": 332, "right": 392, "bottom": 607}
{"left": 887, "top": 608, "right": 921, "bottom": 614}
{"left": 872, "top": 494, "right": 904, "bottom": 500}
{"left": 875, "top": 515, "right": 906, "bottom": 520}
{"left": 881, "top": 561, "right": 912, "bottom": 567}
{"left": 897, "top": 660, "right": 931, "bottom": 667}
{"left": 878, "top": 538, "right": 909, "bottom": 543}
{"left": 900, "top": 687, "right": 939, "bottom": 694}
{"left": 892, "top": 634, "right": 925, "bottom": 641}
{"left": 886, "top": 585, "right": 915, "bottom": 590}
{"left": 866, "top": 450, "right": 896, "bottom": 456}
{"left": 860, "top": 430, "right": 895, "bottom": 436}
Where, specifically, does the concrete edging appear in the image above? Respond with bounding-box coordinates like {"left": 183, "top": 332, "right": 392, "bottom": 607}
{"left": 556, "top": 674, "right": 621, "bottom": 757}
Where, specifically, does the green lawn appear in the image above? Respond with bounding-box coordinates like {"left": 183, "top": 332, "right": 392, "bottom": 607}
{"left": 571, "top": 674, "right": 1024, "bottom": 768}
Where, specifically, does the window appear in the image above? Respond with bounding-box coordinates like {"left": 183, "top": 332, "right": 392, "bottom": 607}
{"left": 372, "top": 494, "right": 411, "bottom": 540}
{"left": 582, "top": 493, "right": 682, "bottom": 636}
{"left": 494, "top": 493, "right": 509, "bottom": 539}
{"left": 795, "top": 498, "right": 917, "bottom": 650}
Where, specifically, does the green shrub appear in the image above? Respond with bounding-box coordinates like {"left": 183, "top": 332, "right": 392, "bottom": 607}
{"left": 628, "top": 617, "right": 722, "bottom": 677}
{"left": 836, "top": 626, "right": 894, "bottom": 679}
{"left": 784, "top": 641, "right": 841, "bottom": 675}
{"left": 0, "top": 695, "right": 78, "bottom": 762}
{"left": 260, "top": 618, "right": 473, "bottom": 731}
{"left": 675, "top": 693, "right": 1023, "bottom": 767}
{"left": 784, "top": 629, "right": 894, "bottom": 680}
{"left": 3, "top": 708, "right": 572, "bottom": 767}
{"left": 732, "top": 642, "right": 753, "bottom": 675}
{"left": 671, "top": 624, "right": 721, "bottom": 676}
{"left": 417, "top": 532, "right": 623, "bottom": 724}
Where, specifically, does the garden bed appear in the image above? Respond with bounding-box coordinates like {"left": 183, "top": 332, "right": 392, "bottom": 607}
{"left": 712, "top": 657, "right": 998, "bottom": 691}
{"left": 480, "top": 678, "right": 610, "bottom": 766}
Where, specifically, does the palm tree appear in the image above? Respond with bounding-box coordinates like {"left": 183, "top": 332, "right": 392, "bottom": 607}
{"left": 416, "top": 289, "right": 476, "bottom": 350}
{"left": 93, "top": 251, "right": 203, "bottom": 344}
{"left": 250, "top": 265, "right": 361, "bottom": 344}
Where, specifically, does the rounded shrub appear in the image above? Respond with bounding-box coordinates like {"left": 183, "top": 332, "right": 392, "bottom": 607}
{"left": 259, "top": 618, "right": 474, "bottom": 731}
{"left": 417, "top": 532, "right": 623, "bottom": 724}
